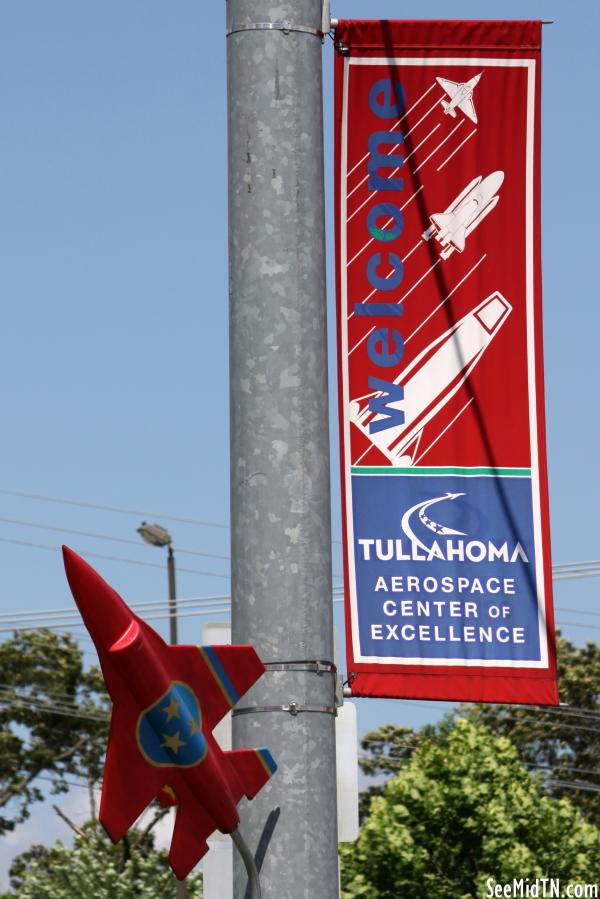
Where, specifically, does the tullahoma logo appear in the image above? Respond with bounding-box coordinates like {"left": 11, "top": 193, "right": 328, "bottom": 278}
{"left": 357, "top": 492, "right": 530, "bottom": 564}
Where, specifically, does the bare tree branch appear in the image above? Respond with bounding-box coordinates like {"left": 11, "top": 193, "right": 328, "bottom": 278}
{"left": 53, "top": 804, "right": 87, "bottom": 839}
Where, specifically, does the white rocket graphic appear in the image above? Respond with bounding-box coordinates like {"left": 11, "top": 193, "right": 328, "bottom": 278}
{"left": 423, "top": 171, "right": 504, "bottom": 260}
{"left": 350, "top": 292, "right": 512, "bottom": 466}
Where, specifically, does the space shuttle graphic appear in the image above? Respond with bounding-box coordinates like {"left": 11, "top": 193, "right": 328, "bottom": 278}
{"left": 350, "top": 292, "right": 512, "bottom": 466}
{"left": 423, "top": 171, "right": 504, "bottom": 260}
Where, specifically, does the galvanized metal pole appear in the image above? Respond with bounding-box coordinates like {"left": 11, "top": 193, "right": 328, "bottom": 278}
{"left": 227, "top": 2, "right": 338, "bottom": 897}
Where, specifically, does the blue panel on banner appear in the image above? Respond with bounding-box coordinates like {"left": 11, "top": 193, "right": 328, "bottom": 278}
{"left": 351, "top": 474, "right": 540, "bottom": 662}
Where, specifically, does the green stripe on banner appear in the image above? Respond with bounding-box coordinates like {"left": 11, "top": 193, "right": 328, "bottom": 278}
{"left": 351, "top": 466, "right": 532, "bottom": 477}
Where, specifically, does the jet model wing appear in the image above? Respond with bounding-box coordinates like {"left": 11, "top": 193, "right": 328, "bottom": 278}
{"left": 436, "top": 77, "right": 459, "bottom": 98}
{"left": 457, "top": 96, "right": 477, "bottom": 124}
{"left": 62, "top": 546, "right": 277, "bottom": 881}
{"left": 168, "top": 643, "right": 265, "bottom": 732}
{"left": 100, "top": 697, "right": 169, "bottom": 842}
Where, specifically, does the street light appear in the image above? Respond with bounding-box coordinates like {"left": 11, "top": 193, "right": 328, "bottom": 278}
{"left": 137, "top": 521, "right": 178, "bottom": 645}
{"left": 137, "top": 521, "right": 187, "bottom": 899}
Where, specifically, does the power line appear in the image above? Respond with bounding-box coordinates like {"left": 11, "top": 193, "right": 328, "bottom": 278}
{"left": 0, "top": 594, "right": 233, "bottom": 623}
{"left": 553, "top": 570, "right": 600, "bottom": 581}
{"left": 36, "top": 773, "right": 99, "bottom": 791}
{"left": 0, "top": 590, "right": 599, "bottom": 637}
{"left": 544, "top": 778, "right": 600, "bottom": 794}
{"left": 526, "top": 761, "right": 600, "bottom": 779}
{"left": 1, "top": 505, "right": 599, "bottom": 584}
{"left": 0, "top": 592, "right": 341, "bottom": 628}
{"left": 0, "top": 689, "right": 108, "bottom": 723}
{"left": 391, "top": 699, "right": 600, "bottom": 734}
{"left": 0, "top": 605, "right": 234, "bottom": 635}
{"left": 0, "top": 536, "right": 229, "bottom": 578}
{"left": 553, "top": 559, "right": 600, "bottom": 570}
{"left": 553, "top": 619, "right": 600, "bottom": 631}
{"left": 0, "top": 515, "right": 230, "bottom": 561}
{"left": 0, "top": 488, "right": 230, "bottom": 529}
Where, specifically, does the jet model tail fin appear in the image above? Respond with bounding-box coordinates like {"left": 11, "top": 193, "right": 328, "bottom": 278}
{"left": 168, "top": 786, "right": 216, "bottom": 880}
{"left": 227, "top": 747, "right": 278, "bottom": 802}
{"left": 441, "top": 100, "right": 457, "bottom": 117}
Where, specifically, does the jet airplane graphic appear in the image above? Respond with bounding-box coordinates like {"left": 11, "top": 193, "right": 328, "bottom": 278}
{"left": 437, "top": 73, "right": 482, "bottom": 123}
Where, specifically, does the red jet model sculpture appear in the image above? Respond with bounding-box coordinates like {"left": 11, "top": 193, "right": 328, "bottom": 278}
{"left": 63, "top": 546, "right": 276, "bottom": 880}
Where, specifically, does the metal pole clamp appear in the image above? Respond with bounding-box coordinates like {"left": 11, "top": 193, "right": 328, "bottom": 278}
{"left": 226, "top": 22, "right": 324, "bottom": 39}
{"left": 233, "top": 702, "right": 336, "bottom": 717}
{"left": 263, "top": 660, "right": 336, "bottom": 675}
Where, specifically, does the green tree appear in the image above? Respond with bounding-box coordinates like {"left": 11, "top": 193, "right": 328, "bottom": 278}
{"left": 0, "top": 630, "right": 109, "bottom": 834}
{"left": 0, "top": 821, "right": 203, "bottom": 898}
{"left": 357, "top": 636, "right": 600, "bottom": 825}
{"left": 458, "top": 636, "right": 600, "bottom": 824}
{"left": 340, "top": 719, "right": 600, "bottom": 899}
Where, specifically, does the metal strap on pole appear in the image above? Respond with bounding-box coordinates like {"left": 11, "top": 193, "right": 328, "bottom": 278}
{"left": 233, "top": 702, "right": 337, "bottom": 717}
{"left": 263, "top": 660, "right": 336, "bottom": 674}
{"left": 226, "top": 22, "right": 324, "bottom": 39}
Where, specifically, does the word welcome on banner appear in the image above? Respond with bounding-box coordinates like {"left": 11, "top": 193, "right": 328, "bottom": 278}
{"left": 334, "top": 20, "right": 558, "bottom": 704}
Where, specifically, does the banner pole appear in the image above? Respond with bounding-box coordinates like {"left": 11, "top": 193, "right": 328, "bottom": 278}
{"left": 227, "top": 2, "right": 339, "bottom": 898}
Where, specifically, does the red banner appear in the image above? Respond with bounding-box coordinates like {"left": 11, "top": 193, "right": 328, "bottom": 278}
{"left": 335, "top": 21, "right": 558, "bottom": 704}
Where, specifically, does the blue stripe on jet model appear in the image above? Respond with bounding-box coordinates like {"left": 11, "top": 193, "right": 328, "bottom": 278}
{"left": 258, "top": 748, "right": 278, "bottom": 775}
{"left": 202, "top": 645, "right": 240, "bottom": 705}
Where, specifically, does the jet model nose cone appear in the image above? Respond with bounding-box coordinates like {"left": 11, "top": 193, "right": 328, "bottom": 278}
{"left": 63, "top": 545, "right": 135, "bottom": 650}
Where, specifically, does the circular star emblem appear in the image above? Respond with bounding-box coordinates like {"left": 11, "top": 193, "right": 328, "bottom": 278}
{"left": 136, "top": 682, "right": 207, "bottom": 768}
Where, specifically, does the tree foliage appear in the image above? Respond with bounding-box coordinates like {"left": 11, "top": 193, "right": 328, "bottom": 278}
{"left": 341, "top": 719, "right": 600, "bottom": 899}
{"left": 0, "top": 821, "right": 203, "bottom": 898}
{"left": 357, "top": 636, "right": 600, "bottom": 825}
{"left": 0, "top": 629, "right": 109, "bottom": 834}
{"left": 457, "top": 636, "right": 600, "bottom": 824}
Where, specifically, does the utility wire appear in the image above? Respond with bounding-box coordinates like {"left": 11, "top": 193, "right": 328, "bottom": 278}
{"left": 0, "top": 488, "right": 230, "bottom": 529}
{"left": 0, "top": 593, "right": 599, "bottom": 635}
{"left": 1, "top": 509, "right": 599, "bottom": 583}
{"left": 401, "top": 696, "right": 600, "bottom": 718}
{"left": 2, "top": 688, "right": 598, "bottom": 734}
{"left": 0, "top": 594, "right": 233, "bottom": 623}
{"left": 5, "top": 489, "right": 600, "bottom": 567}
{"left": 0, "top": 536, "right": 229, "bottom": 578}
{"left": 0, "top": 692, "right": 108, "bottom": 723}
{"left": 0, "top": 581, "right": 598, "bottom": 627}
{"left": 2, "top": 605, "right": 599, "bottom": 635}
{"left": 553, "top": 559, "right": 600, "bottom": 570}
{"left": 526, "top": 761, "right": 600, "bottom": 779}
{"left": 553, "top": 570, "right": 600, "bottom": 581}
{"left": 0, "top": 516, "right": 230, "bottom": 560}
{"left": 36, "top": 773, "right": 101, "bottom": 791}
{"left": 544, "top": 778, "right": 600, "bottom": 794}
{"left": 391, "top": 699, "right": 600, "bottom": 731}
{"left": 0, "top": 605, "right": 234, "bottom": 634}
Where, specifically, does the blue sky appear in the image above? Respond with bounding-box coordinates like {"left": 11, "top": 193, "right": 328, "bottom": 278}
{"left": 0, "top": 0, "right": 599, "bottom": 880}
